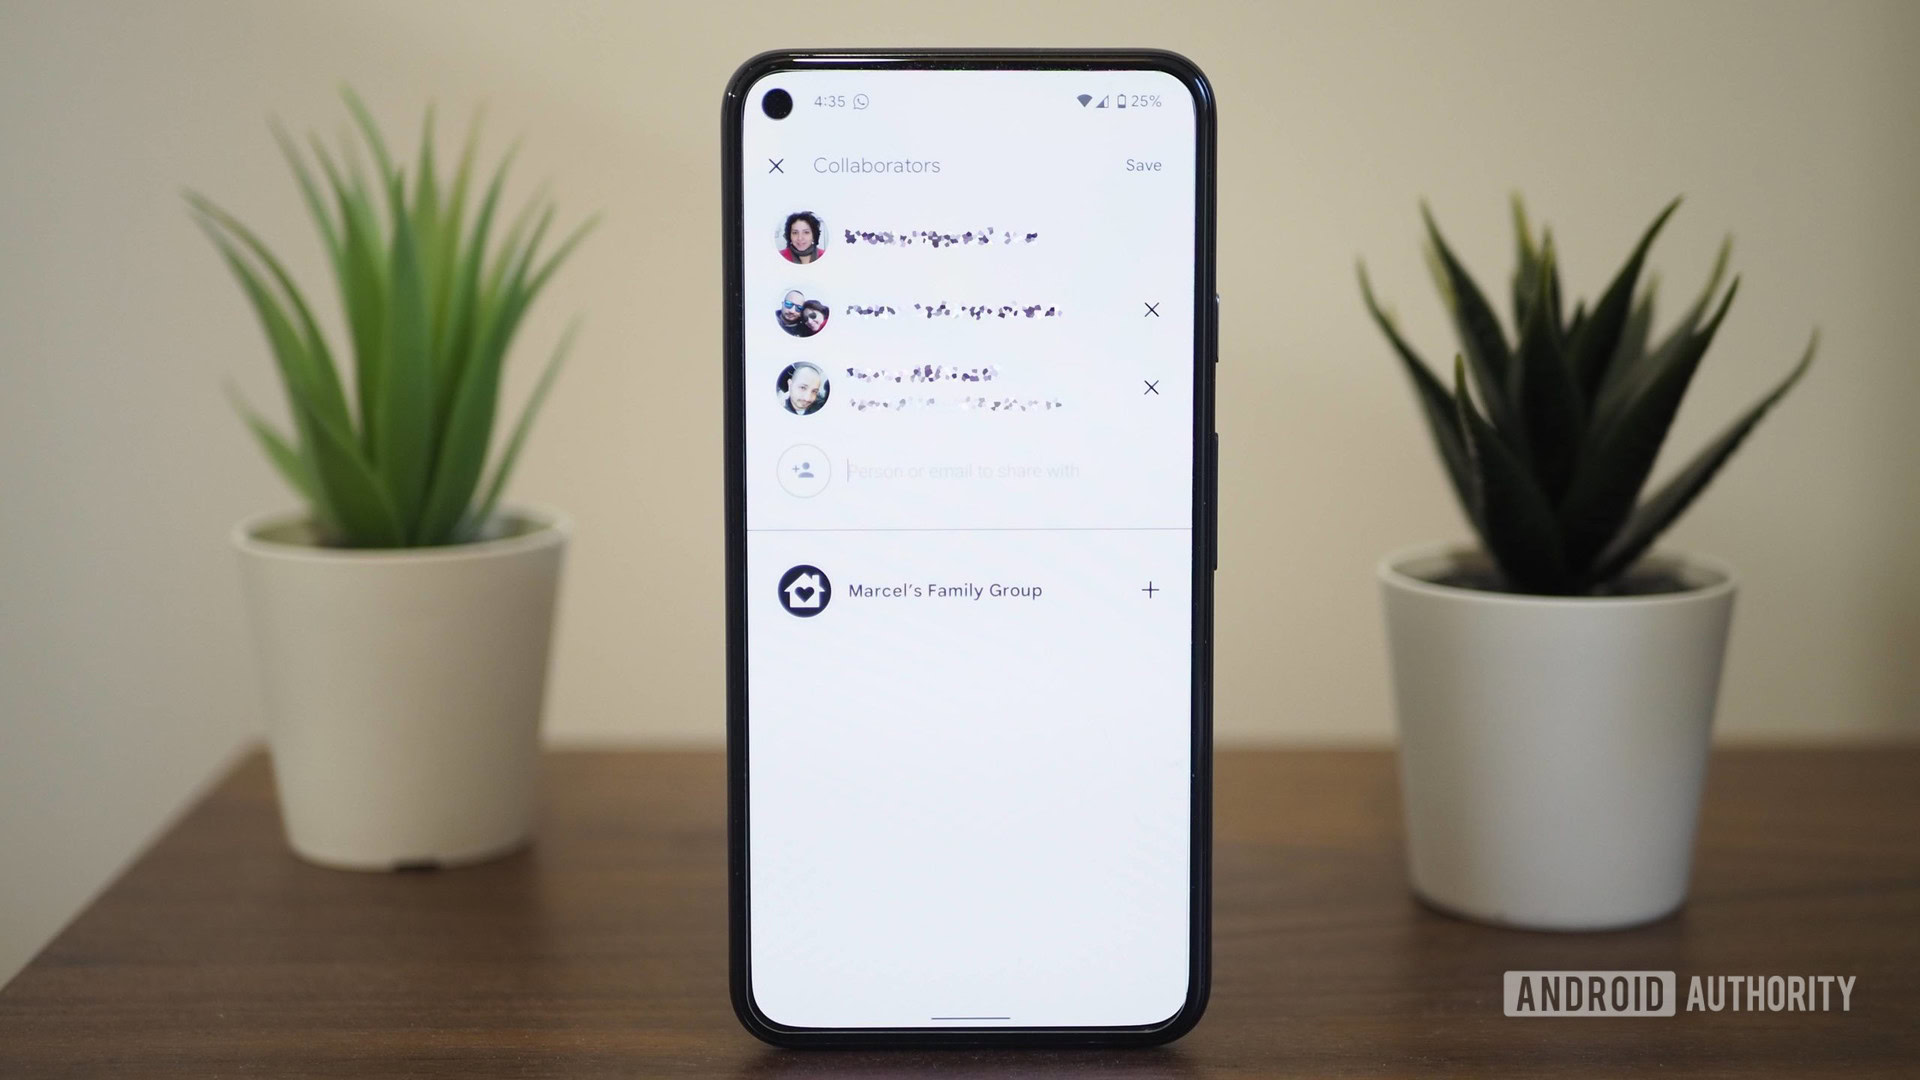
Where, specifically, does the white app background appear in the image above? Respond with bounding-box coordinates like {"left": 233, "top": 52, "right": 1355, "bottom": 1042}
{"left": 742, "top": 68, "right": 1199, "bottom": 1029}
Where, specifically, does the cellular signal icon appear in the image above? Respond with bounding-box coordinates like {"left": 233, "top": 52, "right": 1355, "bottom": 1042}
{"left": 1076, "top": 93, "right": 1092, "bottom": 107}
{"left": 1095, "top": 95, "right": 1110, "bottom": 108}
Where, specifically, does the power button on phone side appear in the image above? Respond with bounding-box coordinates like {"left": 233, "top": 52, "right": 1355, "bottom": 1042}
{"left": 1210, "top": 431, "right": 1219, "bottom": 570}
{"left": 1212, "top": 293, "right": 1220, "bottom": 364}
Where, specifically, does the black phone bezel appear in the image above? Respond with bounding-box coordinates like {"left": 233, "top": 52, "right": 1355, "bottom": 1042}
{"left": 723, "top": 48, "right": 1217, "bottom": 1049}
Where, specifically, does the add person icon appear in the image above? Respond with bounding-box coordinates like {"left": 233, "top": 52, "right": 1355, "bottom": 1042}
{"left": 775, "top": 444, "right": 831, "bottom": 498}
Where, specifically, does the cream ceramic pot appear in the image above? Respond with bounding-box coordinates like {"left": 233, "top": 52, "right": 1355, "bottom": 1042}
{"left": 1379, "top": 545, "right": 1735, "bottom": 931}
{"left": 234, "top": 508, "right": 567, "bottom": 870}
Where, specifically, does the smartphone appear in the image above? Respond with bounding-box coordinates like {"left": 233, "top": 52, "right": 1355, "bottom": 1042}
{"left": 723, "top": 49, "right": 1216, "bottom": 1047}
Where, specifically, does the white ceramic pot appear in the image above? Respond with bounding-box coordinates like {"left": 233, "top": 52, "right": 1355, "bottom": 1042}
{"left": 1379, "top": 544, "right": 1736, "bottom": 931}
{"left": 234, "top": 507, "right": 568, "bottom": 871}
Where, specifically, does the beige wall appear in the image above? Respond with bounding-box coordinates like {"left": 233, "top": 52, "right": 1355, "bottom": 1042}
{"left": 3, "top": 0, "right": 1917, "bottom": 984}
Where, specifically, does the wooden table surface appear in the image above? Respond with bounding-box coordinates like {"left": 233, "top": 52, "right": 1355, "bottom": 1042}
{"left": 2, "top": 748, "right": 1916, "bottom": 1078}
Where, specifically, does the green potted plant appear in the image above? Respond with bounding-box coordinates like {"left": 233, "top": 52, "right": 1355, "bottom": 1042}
{"left": 193, "top": 90, "right": 595, "bottom": 870}
{"left": 1360, "top": 197, "right": 1814, "bottom": 929}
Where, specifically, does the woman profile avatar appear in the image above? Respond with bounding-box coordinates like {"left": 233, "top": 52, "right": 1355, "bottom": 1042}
{"left": 780, "top": 211, "right": 824, "bottom": 264}
{"left": 801, "top": 300, "right": 829, "bottom": 336}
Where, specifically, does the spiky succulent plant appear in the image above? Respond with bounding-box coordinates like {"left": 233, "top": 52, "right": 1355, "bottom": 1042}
{"left": 1359, "top": 197, "right": 1815, "bottom": 595}
{"left": 189, "top": 89, "right": 596, "bottom": 547}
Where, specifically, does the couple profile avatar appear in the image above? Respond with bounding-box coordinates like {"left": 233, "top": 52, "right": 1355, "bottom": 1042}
{"left": 776, "top": 290, "right": 829, "bottom": 338}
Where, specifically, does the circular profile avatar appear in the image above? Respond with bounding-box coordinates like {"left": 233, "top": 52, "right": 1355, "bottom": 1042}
{"left": 775, "top": 290, "right": 829, "bottom": 338}
{"left": 777, "top": 361, "right": 829, "bottom": 415}
{"left": 778, "top": 210, "right": 825, "bottom": 264}
{"left": 777, "top": 564, "right": 831, "bottom": 617}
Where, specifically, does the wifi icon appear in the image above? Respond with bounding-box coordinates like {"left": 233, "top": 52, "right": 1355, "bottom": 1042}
{"left": 1076, "top": 94, "right": 1092, "bottom": 107}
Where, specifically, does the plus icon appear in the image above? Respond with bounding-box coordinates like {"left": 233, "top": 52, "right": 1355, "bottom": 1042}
{"left": 1141, "top": 581, "right": 1159, "bottom": 599}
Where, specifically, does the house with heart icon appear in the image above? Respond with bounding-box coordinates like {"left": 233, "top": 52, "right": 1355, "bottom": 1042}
{"left": 784, "top": 572, "right": 824, "bottom": 610}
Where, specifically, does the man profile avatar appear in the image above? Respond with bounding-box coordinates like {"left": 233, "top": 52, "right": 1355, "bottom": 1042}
{"left": 779, "top": 362, "right": 828, "bottom": 415}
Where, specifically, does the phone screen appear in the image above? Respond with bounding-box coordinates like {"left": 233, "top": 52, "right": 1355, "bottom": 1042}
{"left": 732, "top": 58, "right": 1210, "bottom": 1033}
